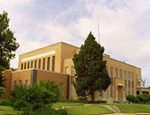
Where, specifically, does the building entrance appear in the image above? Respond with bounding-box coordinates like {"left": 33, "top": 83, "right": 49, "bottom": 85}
{"left": 118, "top": 86, "right": 123, "bottom": 102}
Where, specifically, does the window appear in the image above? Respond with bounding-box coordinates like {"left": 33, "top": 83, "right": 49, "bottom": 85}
{"left": 35, "top": 60, "right": 37, "bottom": 68}
{"left": 47, "top": 57, "right": 50, "bottom": 71}
{"left": 60, "top": 83, "right": 64, "bottom": 96}
{"left": 25, "top": 80, "right": 28, "bottom": 87}
{"left": 19, "top": 80, "right": 22, "bottom": 86}
{"left": 21, "top": 63, "right": 23, "bottom": 70}
{"left": 52, "top": 56, "right": 55, "bottom": 71}
{"left": 71, "top": 84, "right": 74, "bottom": 96}
{"left": 120, "top": 69, "right": 122, "bottom": 78}
{"left": 124, "top": 71, "right": 126, "bottom": 80}
{"left": 110, "top": 67, "right": 113, "bottom": 97}
{"left": 100, "top": 90, "right": 103, "bottom": 97}
{"left": 105, "top": 89, "right": 108, "bottom": 98}
{"left": 131, "top": 73, "right": 134, "bottom": 81}
{"left": 28, "top": 62, "right": 30, "bottom": 69}
{"left": 128, "top": 72, "right": 130, "bottom": 80}
{"left": 65, "top": 67, "right": 69, "bottom": 74}
{"left": 24, "top": 63, "right": 26, "bottom": 69}
{"left": 110, "top": 67, "right": 113, "bottom": 77}
{"left": 31, "top": 61, "right": 33, "bottom": 68}
{"left": 128, "top": 72, "right": 130, "bottom": 95}
{"left": 111, "top": 77, "right": 113, "bottom": 97}
{"left": 43, "top": 58, "right": 45, "bottom": 70}
{"left": 115, "top": 68, "right": 118, "bottom": 78}
{"left": 38, "top": 59, "right": 41, "bottom": 69}
{"left": 71, "top": 66, "right": 74, "bottom": 76}
{"left": 14, "top": 81, "right": 16, "bottom": 89}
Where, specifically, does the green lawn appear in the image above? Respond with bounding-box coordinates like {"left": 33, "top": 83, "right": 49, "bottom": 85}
{"left": 67, "top": 104, "right": 114, "bottom": 115}
{"left": 52, "top": 102, "right": 84, "bottom": 109}
{"left": 107, "top": 103, "right": 150, "bottom": 113}
{"left": 0, "top": 106, "right": 21, "bottom": 115}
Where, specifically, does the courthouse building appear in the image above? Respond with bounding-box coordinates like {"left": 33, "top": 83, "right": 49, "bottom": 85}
{"left": 3, "top": 42, "right": 149, "bottom": 103}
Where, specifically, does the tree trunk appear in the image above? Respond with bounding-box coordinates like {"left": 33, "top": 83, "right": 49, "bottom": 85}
{"left": 91, "top": 92, "right": 95, "bottom": 102}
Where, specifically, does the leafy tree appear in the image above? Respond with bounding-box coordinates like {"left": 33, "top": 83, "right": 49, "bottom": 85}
{"left": 0, "top": 11, "right": 19, "bottom": 87}
{"left": 73, "top": 32, "right": 111, "bottom": 101}
{"left": 9, "top": 80, "right": 61, "bottom": 114}
{"left": 9, "top": 85, "right": 29, "bottom": 110}
{"left": 0, "top": 87, "right": 5, "bottom": 98}
{"left": 39, "top": 80, "right": 61, "bottom": 109}
{"left": 147, "top": 86, "right": 150, "bottom": 89}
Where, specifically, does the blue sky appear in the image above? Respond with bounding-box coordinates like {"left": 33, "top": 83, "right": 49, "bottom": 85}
{"left": 1, "top": 0, "right": 150, "bottom": 86}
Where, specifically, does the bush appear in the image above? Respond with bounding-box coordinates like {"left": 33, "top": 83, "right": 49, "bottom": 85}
{"left": 9, "top": 80, "right": 61, "bottom": 113}
{"left": 137, "top": 95, "right": 148, "bottom": 103}
{"left": 126, "top": 95, "right": 135, "bottom": 103}
{"left": 18, "top": 108, "right": 67, "bottom": 115}
{"left": 0, "top": 99, "right": 9, "bottom": 106}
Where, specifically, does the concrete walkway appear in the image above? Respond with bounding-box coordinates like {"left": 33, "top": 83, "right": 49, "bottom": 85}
{"left": 102, "top": 105, "right": 121, "bottom": 113}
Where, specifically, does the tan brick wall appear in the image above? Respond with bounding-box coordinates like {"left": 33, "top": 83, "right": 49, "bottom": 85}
{"left": 36, "top": 70, "right": 70, "bottom": 99}
{"left": 2, "top": 70, "right": 12, "bottom": 99}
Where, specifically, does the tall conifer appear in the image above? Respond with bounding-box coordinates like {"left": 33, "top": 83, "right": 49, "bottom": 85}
{"left": 73, "top": 32, "right": 111, "bottom": 101}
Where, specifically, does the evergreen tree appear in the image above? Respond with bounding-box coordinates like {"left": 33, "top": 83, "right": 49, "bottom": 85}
{"left": 73, "top": 32, "right": 111, "bottom": 101}
{"left": 0, "top": 11, "right": 19, "bottom": 87}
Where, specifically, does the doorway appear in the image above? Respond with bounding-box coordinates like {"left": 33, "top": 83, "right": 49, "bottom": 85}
{"left": 118, "top": 86, "right": 123, "bottom": 102}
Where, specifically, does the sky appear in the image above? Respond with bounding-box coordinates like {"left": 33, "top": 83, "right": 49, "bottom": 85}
{"left": 0, "top": 0, "right": 150, "bottom": 87}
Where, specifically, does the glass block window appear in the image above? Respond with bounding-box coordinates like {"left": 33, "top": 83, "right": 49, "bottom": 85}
{"left": 116, "top": 68, "right": 118, "bottom": 78}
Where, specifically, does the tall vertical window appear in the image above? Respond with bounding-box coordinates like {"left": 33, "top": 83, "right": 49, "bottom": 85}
{"left": 132, "top": 73, "right": 134, "bottom": 95}
{"left": 39, "top": 59, "right": 41, "bottom": 69}
{"left": 47, "top": 57, "right": 50, "bottom": 71}
{"left": 35, "top": 60, "right": 37, "bottom": 68}
{"left": 71, "top": 76, "right": 74, "bottom": 96}
{"left": 128, "top": 72, "right": 130, "bottom": 95}
{"left": 105, "top": 89, "right": 108, "bottom": 98}
{"left": 110, "top": 67, "right": 113, "bottom": 97}
{"left": 43, "top": 58, "right": 45, "bottom": 70}
{"left": 24, "top": 63, "right": 26, "bottom": 69}
{"left": 31, "top": 61, "right": 33, "bottom": 68}
{"left": 65, "top": 67, "right": 69, "bottom": 74}
{"left": 71, "top": 66, "right": 74, "bottom": 76}
{"left": 52, "top": 56, "right": 55, "bottom": 71}
{"left": 116, "top": 68, "right": 118, "bottom": 78}
{"left": 19, "top": 80, "right": 22, "bottom": 86}
{"left": 60, "top": 83, "right": 64, "bottom": 96}
{"left": 124, "top": 71, "right": 127, "bottom": 96}
{"left": 100, "top": 90, "right": 103, "bottom": 97}
{"left": 71, "top": 84, "right": 74, "bottom": 96}
{"left": 120, "top": 69, "right": 122, "bottom": 79}
{"left": 21, "top": 63, "right": 23, "bottom": 70}
{"left": 28, "top": 62, "right": 30, "bottom": 69}
{"left": 14, "top": 81, "right": 16, "bottom": 89}
{"left": 110, "top": 67, "right": 113, "bottom": 77}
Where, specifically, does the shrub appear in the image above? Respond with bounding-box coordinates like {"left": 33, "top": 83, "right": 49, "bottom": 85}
{"left": 0, "top": 99, "right": 9, "bottom": 106}
{"left": 137, "top": 95, "right": 148, "bottom": 103}
{"left": 9, "top": 80, "right": 61, "bottom": 113}
{"left": 126, "top": 95, "right": 136, "bottom": 103}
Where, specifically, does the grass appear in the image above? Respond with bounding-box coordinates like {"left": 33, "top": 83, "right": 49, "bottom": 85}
{"left": 0, "top": 106, "right": 21, "bottom": 115}
{"left": 67, "top": 104, "right": 114, "bottom": 115}
{"left": 107, "top": 103, "right": 150, "bottom": 113}
{"left": 52, "top": 102, "right": 84, "bottom": 109}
